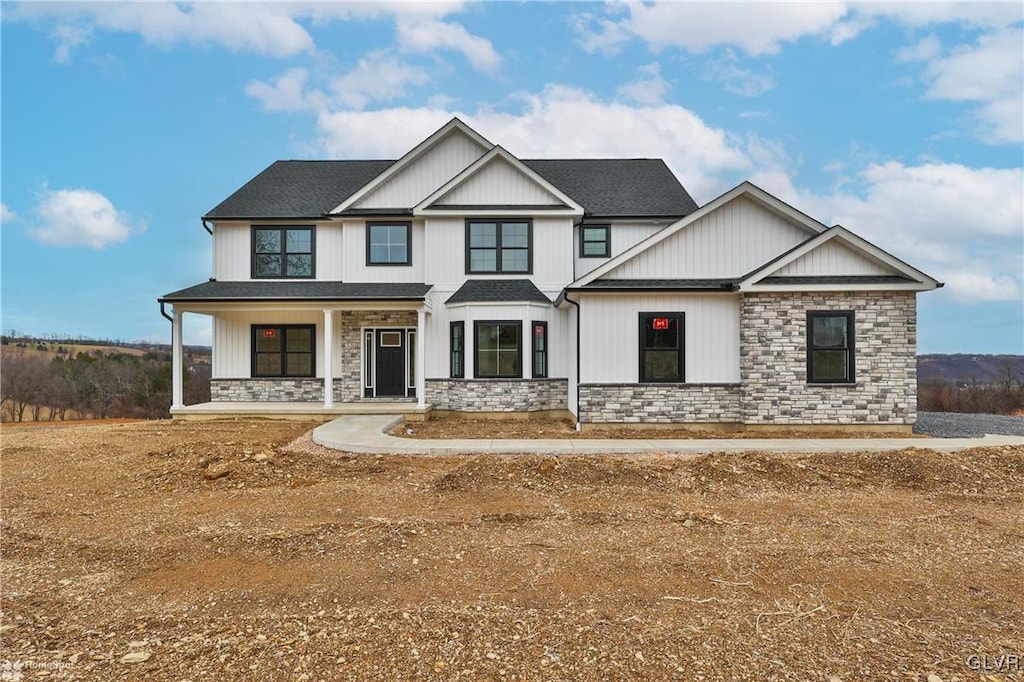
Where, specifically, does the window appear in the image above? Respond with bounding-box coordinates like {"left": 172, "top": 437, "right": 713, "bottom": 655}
{"left": 450, "top": 322, "right": 465, "bottom": 378}
{"left": 252, "top": 226, "right": 314, "bottom": 278}
{"left": 466, "top": 220, "right": 531, "bottom": 273}
{"left": 580, "top": 225, "right": 610, "bottom": 258}
{"left": 807, "top": 311, "right": 855, "bottom": 383}
{"left": 367, "top": 222, "right": 411, "bottom": 265}
{"left": 474, "top": 321, "right": 522, "bottom": 378}
{"left": 639, "top": 313, "right": 684, "bottom": 382}
{"left": 407, "top": 330, "right": 416, "bottom": 391}
{"left": 532, "top": 321, "right": 548, "bottom": 378}
{"left": 252, "top": 325, "right": 315, "bottom": 377}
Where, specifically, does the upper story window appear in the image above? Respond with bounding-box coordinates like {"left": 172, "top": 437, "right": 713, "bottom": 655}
{"left": 639, "top": 313, "right": 684, "bottom": 382}
{"left": 252, "top": 226, "right": 314, "bottom": 278}
{"left": 367, "top": 222, "right": 411, "bottom": 266}
{"left": 466, "top": 220, "right": 531, "bottom": 274}
{"left": 580, "top": 224, "right": 610, "bottom": 258}
{"left": 807, "top": 311, "right": 855, "bottom": 383}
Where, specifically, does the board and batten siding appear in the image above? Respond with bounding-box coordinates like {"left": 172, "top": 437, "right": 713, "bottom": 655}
{"left": 353, "top": 131, "right": 486, "bottom": 209}
{"left": 578, "top": 293, "right": 740, "bottom": 383}
{"left": 573, "top": 222, "right": 667, "bottom": 279}
{"left": 774, "top": 239, "right": 895, "bottom": 277}
{"left": 213, "top": 222, "right": 342, "bottom": 281}
{"left": 604, "top": 196, "right": 811, "bottom": 279}
{"left": 213, "top": 310, "right": 323, "bottom": 378}
{"left": 341, "top": 220, "right": 425, "bottom": 282}
{"left": 435, "top": 158, "right": 560, "bottom": 206}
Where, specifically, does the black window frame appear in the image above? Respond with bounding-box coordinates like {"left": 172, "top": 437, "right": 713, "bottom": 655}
{"left": 806, "top": 311, "right": 856, "bottom": 384}
{"left": 465, "top": 219, "right": 533, "bottom": 274}
{"left": 638, "top": 312, "right": 685, "bottom": 383}
{"left": 366, "top": 221, "right": 412, "bottom": 266}
{"left": 450, "top": 321, "right": 465, "bottom": 379}
{"left": 251, "top": 324, "right": 316, "bottom": 378}
{"left": 579, "top": 224, "right": 611, "bottom": 258}
{"left": 531, "top": 320, "right": 548, "bottom": 378}
{"left": 473, "top": 320, "right": 522, "bottom": 379}
{"left": 251, "top": 225, "right": 315, "bottom": 279}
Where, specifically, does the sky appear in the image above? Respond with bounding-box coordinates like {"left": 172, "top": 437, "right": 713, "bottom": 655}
{"left": 1, "top": 1, "right": 1022, "bottom": 354}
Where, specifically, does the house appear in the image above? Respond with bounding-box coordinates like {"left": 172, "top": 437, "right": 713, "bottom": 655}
{"left": 159, "top": 118, "right": 941, "bottom": 431}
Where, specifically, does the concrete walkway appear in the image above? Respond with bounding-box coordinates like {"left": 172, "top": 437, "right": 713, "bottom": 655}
{"left": 312, "top": 415, "right": 1024, "bottom": 455}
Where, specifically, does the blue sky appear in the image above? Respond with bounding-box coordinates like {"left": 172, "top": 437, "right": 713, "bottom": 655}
{"left": 1, "top": 1, "right": 1022, "bottom": 353}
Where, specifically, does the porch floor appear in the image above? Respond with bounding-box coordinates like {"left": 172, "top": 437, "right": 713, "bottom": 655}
{"left": 171, "top": 401, "right": 431, "bottom": 421}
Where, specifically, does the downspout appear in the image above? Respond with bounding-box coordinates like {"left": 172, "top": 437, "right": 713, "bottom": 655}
{"left": 201, "top": 219, "right": 213, "bottom": 235}
{"left": 562, "top": 291, "right": 582, "bottom": 431}
{"left": 160, "top": 301, "right": 173, "bottom": 323}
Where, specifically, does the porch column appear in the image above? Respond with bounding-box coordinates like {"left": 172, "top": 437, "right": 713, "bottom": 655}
{"left": 171, "top": 307, "right": 184, "bottom": 409}
{"left": 323, "top": 308, "right": 334, "bottom": 408}
{"left": 416, "top": 307, "right": 426, "bottom": 409}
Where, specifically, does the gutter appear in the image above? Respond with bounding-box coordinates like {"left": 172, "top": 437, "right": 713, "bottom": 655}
{"left": 561, "top": 291, "right": 583, "bottom": 432}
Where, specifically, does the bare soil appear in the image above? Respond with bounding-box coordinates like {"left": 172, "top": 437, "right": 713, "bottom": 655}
{"left": 392, "top": 417, "right": 924, "bottom": 440}
{"left": 1, "top": 420, "right": 1022, "bottom": 681}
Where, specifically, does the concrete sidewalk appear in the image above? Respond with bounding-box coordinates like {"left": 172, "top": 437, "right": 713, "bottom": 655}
{"left": 312, "top": 415, "right": 1024, "bottom": 455}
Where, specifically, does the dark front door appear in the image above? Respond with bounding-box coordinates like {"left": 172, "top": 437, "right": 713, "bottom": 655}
{"left": 375, "top": 329, "right": 406, "bottom": 397}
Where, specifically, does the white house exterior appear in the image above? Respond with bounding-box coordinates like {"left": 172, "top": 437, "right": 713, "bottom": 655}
{"left": 160, "top": 118, "right": 941, "bottom": 430}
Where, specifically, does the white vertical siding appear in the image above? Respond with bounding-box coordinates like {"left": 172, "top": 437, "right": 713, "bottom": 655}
{"left": 355, "top": 131, "right": 486, "bottom": 208}
{"left": 604, "top": 196, "right": 811, "bottom": 279}
{"left": 578, "top": 294, "right": 740, "bottom": 383}
{"left": 213, "top": 311, "right": 323, "bottom": 378}
{"left": 213, "top": 223, "right": 249, "bottom": 281}
{"left": 435, "top": 158, "right": 560, "bottom": 206}
{"left": 317, "top": 223, "right": 344, "bottom": 280}
{"left": 573, "top": 221, "right": 666, "bottom": 279}
{"left": 340, "top": 220, "right": 425, "bottom": 282}
{"left": 775, "top": 239, "right": 894, "bottom": 276}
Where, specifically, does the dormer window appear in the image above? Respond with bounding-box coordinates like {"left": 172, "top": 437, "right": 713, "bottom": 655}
{"left": 466, "top": 220, "right": 532, "bottom": 274}
{"left": 252, "top": 226, "right": 314, "bottom": 278}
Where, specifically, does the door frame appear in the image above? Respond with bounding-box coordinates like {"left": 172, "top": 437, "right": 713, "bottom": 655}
{"left": 361, "top": 326, "right": 416, "bottom": 398}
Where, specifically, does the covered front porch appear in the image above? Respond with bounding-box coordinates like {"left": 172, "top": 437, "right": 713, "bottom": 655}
{"left": 159, "top": 281, "right": 434, "bottom": 419}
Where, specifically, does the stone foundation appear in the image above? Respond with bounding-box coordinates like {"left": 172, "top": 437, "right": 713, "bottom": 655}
{"left": 578, "top": 383, "right": 741, "bottom": 424}
{"left": 337, "top": 310, "right": 417, "bottom": 403}
{"left": 739, "top": 291, "right": 917, "bottom": 424}
{"left": 211, "top": 378, "right": 324, "bottom": 402}
{"left": 425, "top": 378, "right": 568, "bottom": 412}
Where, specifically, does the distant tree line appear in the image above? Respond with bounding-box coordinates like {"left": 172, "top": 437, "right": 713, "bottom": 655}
{"left": 918, "top": 367, "right": 1024, "bottom": 415}
{"left": 1, "top": 349, "right": 210, "bottom": 421}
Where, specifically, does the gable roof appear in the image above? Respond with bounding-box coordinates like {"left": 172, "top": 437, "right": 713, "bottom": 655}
{"left": 739, "top": 225, "right": 941, "bottom": 290}
{"left": 204, "top": 160, "right": 393, "bottom": 220}
{"left": 445, "top": 279, "right": 552, "bottom": 305}
{"left": 416, "top": 146, "right": 584, "bottom": 215}
{"left": 571, "top": 181, "right": 827, "bottom": 289}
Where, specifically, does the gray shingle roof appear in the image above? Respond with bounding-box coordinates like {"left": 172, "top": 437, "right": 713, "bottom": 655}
{"left": 204, "top": 160, "right": 394, "bottom": 219}
{"left": 446, "top": 279, "right": 552, "bottom": 305}
{"left": 575, "top": 278, "right": 738, "bottom": 291}
{"left": 523, "top": 159, "right": 698, "bottom": 218}
{"left": 203, "top": 158, "right": 697, "bottom": 220}
{"left": 160, "top": 280, "right": 431, "bottom": 302}
{"left": 758, "top": 275, "right": 915, "bottom": 285}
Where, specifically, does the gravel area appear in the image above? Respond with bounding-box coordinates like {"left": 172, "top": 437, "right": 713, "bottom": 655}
{"left": 915, "top": 411, "right": 1024, "bottom": 438}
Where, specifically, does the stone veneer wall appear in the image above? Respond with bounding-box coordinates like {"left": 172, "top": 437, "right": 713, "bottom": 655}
{"left": 211, "top": 378, "right": 323, "bottom": 402}
{"left": 578, "top": 384, "right": 741, "bottom": 423}
{"left": 425, "top": 378, "right": 568, "bottom": 412}
{"left": 740, "top": 291, "right": 917, "bottom": 424}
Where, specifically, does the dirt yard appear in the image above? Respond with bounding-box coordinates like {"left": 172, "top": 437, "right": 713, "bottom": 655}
{"left": 1, "top": 420, "right": 1022, "bottom": 681}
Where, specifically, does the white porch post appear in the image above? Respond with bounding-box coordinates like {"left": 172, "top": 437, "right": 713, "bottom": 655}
{"left": 323, "top": 308, "right": 334, "bottom": 408}
{"left": 171, "top": 307, "right": 184, "bottom": 409}
{"left": 416, "top": 307, "right": 426, "bottom": 408}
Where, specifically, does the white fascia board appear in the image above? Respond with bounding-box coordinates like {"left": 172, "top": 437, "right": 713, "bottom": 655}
{"left": 445, "top": 300, "right": 552, "bottom": 310}
{"left": 328, "top": 117, "right": 492, "bottom": 215}
{"left": 413, "top": 146, "right": 585, "bottom": 215}
{"left": 743, "top": 282, "right": 937, "bottom": 292}
{"left": 416, "top": 208, "right": 580, "bottom": 217}
{"left": 569, "top": 181, "right": 827, "bottom": 289}
{"left": 739, "top": 225, "right": 941, "bottom": 288}
{"left": 173, "top": 301, "right": 427, "bottom": 314}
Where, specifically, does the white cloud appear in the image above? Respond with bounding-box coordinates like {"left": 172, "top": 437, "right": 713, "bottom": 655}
{"left": 702, "top": 51, "right": 775, "bottom": 97}
{"left": 616, "top": 63, "right": 670, "bottom": 105}
{"left": 29, "top": 188, "right": 145, "bottom": 249}
{"left": 896, "top": 34, "right": 942, "bottom": 63}
{"left": 918, "top": 27, "right": 1024, "bottom": 144}
{"left": 245, "top": 68, "right": 314, "bottom": 113}
{"left": 0, "top": 203, "right": 17, "bottom": 223}
{"left": 331, "top": 51, "right": 432, "bottom": 109}
{"left": 396, "top": 16, "right": 501, "bottom": 73}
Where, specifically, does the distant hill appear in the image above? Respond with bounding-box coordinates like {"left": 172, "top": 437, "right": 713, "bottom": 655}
{"left": 918, "top": 354, "right": 1024, "bottom": 385}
